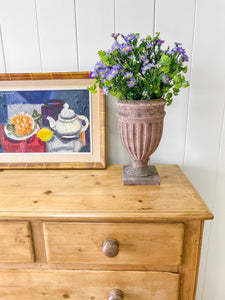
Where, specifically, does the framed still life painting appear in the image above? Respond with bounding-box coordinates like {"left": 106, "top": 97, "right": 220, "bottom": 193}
{"left": 0, "top": 72, "right": 105, "bottom": 169}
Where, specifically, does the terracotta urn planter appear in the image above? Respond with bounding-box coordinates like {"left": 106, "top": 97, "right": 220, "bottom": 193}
{"left": 116, "top": 99, "right": 166, "bottom": 185}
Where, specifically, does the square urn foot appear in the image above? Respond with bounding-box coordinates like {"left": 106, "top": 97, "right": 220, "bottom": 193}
{"left": 122, "top": 165, "right": 160, "bottom": 186}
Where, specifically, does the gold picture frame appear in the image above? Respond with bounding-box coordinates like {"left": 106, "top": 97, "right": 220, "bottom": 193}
{"left": 0, "top": 72, "right": 105, "bottom": 169}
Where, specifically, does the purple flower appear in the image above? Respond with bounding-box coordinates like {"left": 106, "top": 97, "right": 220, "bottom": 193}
{"left": 111, "top": 42, "right": 121, "bottom": 51}
{"left": 104, "top": 68, "right": 110, "bottom": 74}
{"left": 142, "top": 63, "right": 152, "bottom": 74}
{"left": 121, "top": 45, "right": 133, "bottom": 53}
{"left": 129, "top": 54, "right": 136, "bottom": 61}
{"left": 176, "top": 47, "right": 186, "bottom": 54}
{"left": 183, "top": 54, "right": 189, "bottom": 62}
{"left": 124, "top": 34, "right": 136, "bottom": 43}
{"left": 90, "top": 71, "right": 97, "bottom": 78}
{"left": 175, "top": 42, "right": 182, "bottom": 46}
{"left": 106, "top": 71, "right": 116, "bottom": 81}
{"left": 143, "top": 59, "right": 149, "bottom": 66}
{"left": 98, "top": 70, "right": 106, "bottom": 78}
{"left": 103, "top": 86, "right": 109, "bottom": 95}
{"left": 139, "top": 54, "right": 146, "bottom": 61}
{"left": 124, "top": 72, "right": 133, "bottom": 79}
{"left": 112, "top": 64, "right": 121, "bottom": 71}
{"left": 142, "top": 90, "right": 148, "bottom": 97}
{"left": 94, "top": 62, "right": 101, "bottom": 70}
{"left": 97, "top": 67, "right": 109, "bottom": 78}
{"left": 155, "top": 39, "right": 165, "bottom": 44}
{"left": 105, "top": 66, "right": 120, "bottom": 80}
{"left": 111, "top": 67, "right": 119, "bottom": 77}
{"left": 162, "top": 75, "right": 169, "bottom": 83}
{"left": 146, "top": 43, "right": 153, "bottom": 49}
{"left": 153, "top": 63, "right": 160, "bottom": 68}
{"left": 127, "top": 78, "right": 136, "bottom": 87}
{"left": 111, "top": 33, "right": 120, "bottom": 39}
{"left": 94, "top": 61, "right": 106, "bottom": 71}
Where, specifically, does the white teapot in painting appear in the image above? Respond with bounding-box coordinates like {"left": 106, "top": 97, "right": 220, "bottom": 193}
{"left": 47, "top": 103, "right": 89, "bottom": 138}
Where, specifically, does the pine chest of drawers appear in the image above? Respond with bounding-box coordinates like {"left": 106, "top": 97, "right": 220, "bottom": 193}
{"left": 0, "top": 165, "right": 213, "bottom": 300}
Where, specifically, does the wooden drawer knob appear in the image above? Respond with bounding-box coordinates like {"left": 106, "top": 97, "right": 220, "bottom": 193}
{"left": 109, "top": 289, "right": 124, "bottom": 300}
{"left": 103, "top": 239, "right": 119, "bottom": 257}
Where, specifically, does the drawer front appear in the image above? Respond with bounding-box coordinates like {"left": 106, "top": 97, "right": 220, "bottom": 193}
{"left": 0, "top": 270, "right": 180, "bottom": 300}
{"left": 0, "top": 221, "right": 34, "bottom": 263}
{"left": 44, "top": 222, "right": 184, "bottom": 265}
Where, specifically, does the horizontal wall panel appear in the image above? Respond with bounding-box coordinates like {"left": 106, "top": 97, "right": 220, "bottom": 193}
{"left": 115, "top": 0, "right": 154, "bottom": 37}
{"left": 36, "top": 0, "right": 78, "bottom": 72}
{"left": 152, "top": 0, "right": 196, "bottom": 167}
{"left": 76, "top": 0, "right": 114, "bottom": 71}
{"left": 0, "top": 0, "right": 41, "bottom": 72}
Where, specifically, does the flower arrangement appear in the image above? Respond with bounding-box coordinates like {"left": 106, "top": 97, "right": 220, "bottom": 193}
{"left": 88, "top": 32, "right": 189, "bottom": 105}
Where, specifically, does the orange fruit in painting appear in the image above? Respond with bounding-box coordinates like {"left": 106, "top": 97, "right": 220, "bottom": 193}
{"left": 10, "top": 113, "right": 34, "bottom": 136}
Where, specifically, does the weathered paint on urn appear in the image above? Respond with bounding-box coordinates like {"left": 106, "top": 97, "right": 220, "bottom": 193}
{"left": 116, "top": 99, "right": 166, "bottom": 185}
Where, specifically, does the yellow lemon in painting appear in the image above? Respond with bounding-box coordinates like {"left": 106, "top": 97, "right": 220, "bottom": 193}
{"left": 37, "top": 128, "right": 53, "bottom": 142}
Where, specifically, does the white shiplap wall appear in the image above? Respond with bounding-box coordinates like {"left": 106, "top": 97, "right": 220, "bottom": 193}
{"left": 0, "top": 26, "right": 6, "bottom": 73}
{"left": 184, "top": 0, "right": 225, "bottom": 299}
{"left": 0, "top": 0, "right": 224, "bottom": 298}
{"left": 76, "top": 0, "right": 114, "bottom": 71}
{"left": 0, "top": 0, "right": 41, "bottom": 72}
{"left": 36, "top": 0, "right": 78, "bottom": 72}
{"left": 152, "top": 0, "right": 196, "bottom": 167}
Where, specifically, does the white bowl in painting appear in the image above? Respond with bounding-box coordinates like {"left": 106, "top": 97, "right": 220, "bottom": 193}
{"left": 4, "top": 112, "right": 39, "bottom": 141}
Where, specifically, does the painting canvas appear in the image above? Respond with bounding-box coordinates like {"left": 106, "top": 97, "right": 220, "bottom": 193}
{"left": 0, "top": 72, "right": 105, "bottom": 169}
{"left": 0, "top": 89, "right": 91, "bottom": 154}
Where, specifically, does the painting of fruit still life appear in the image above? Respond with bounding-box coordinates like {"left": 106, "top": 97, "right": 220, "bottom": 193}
{"left": 1, "top": 89, "right": 90, "bottom": 153}
{"left": 0, "top": 72, "right": 105, "bottom": 169}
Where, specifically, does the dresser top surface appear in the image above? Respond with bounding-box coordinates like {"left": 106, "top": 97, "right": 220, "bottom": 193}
{"left": 0, "top": 164, "right": 213, "bottom": 221}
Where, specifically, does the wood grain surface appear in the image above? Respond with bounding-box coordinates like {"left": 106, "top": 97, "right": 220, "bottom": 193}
{"left": 0, "top": 72, "right": 90, "bottom": 80}
{"left": 43, "top": 222, "right": 184, "bottom": 265}
{"left": 178, "top": 220, "right": 204, "bottom": 300}
{"left": 0, "top": 221, "right": 34, "bottom": 263}
{"left": 0, "top": 270, "right": 180, "bottom": 300}
{"left": 0, "top": 165, "right": 213, "bottom": 221}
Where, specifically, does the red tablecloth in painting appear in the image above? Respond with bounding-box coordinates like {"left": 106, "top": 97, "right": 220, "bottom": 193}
{"left": 0, "top": 124, "right": 46, "bottom": 153}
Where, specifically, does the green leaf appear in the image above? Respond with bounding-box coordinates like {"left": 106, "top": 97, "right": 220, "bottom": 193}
{"left": 167, "top": 92, "right": 172, "bottom": 99}
{"left": 183, "top": 81, "right": 190, "bottom": 88}
{"left": 87, "top": 85, "right": 97, "bottom": 94}
{"left": 98, "top": 50, "right": 106, "bottom": 58}
{"left": 183, "top": 66, "right": 188, "bottom": 73}
{"left": 167, "top": 98, "right": 173, "bottom": 106}
{"left": 173, "top": 87, "right": 179, "bottom": 92}
{"left": 159, "top": 54, "right": 171, "bottom": 74}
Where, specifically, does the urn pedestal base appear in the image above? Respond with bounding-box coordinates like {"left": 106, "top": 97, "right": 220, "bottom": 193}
{"left": 122, "top": 165, "right": 160, "bottom": 185}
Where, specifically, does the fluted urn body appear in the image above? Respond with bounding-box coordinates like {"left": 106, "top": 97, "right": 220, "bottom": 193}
{"left": 116, "top": 99, "right": 166, "bottom": 184}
